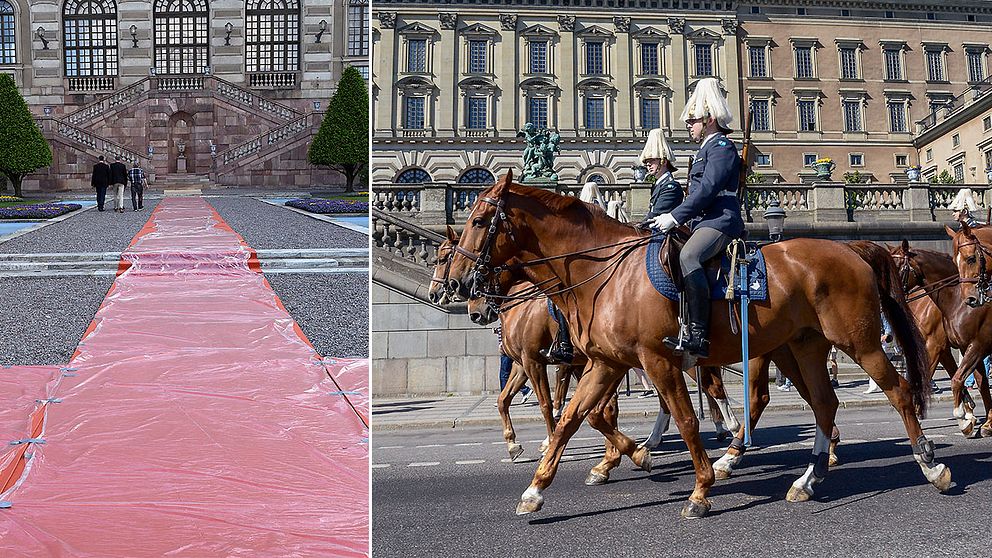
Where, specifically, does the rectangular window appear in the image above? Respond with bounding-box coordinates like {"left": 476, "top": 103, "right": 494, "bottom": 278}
{"left": 926, "top": 149, "right": 933, "bottom": 162}
{"left": 794, "top": 46, "right": 814, "bottom": 78}
{"left": 984, "top": 115, "right": 991, "bottom": 131}
{"left": 888, "top": 102, "right": 907, "bottom": 132}
{"left": 353, "top": 65, "right": 369, "bottom": 81}
{"left": 843, "top": 100, "right": 862, "bottom": 132}
{"left": 749, "top": 46, "right": 767, "bottom": 78}
{"left": 953, "top": 134, "right": 960, "bottom": 147}
{"left": 695, "top": 43, "right": 713, "bottom": 76}
{"left": 750, "top": 99, "right": 770, "bottom": 131}
{"left": 798, "top": 100, "right": 817, "bottom": 131}
{"left": 641, "top": 42, "right": 659, "bottom": 75}
{"left": 850, "top": 153, "right": 864, "bottom": 166}
{"left": 756, "top": 154, "right": 771, "bottom": 166}
{"left": 467, "top": 96, "right": 487, "bottom": 129}
{"left": 529, "top": 41, "right": 548, "bottom": 74}
{"left": 585, "top": 97, "right": 605, "bottom": 129}
{"left": 407, "top": 39, "right": 427, "bottom": 72}
{"left": 528, "top": 97, "right": 549, "bottom": 129}
{"left": 803, "top": 153, "right": 818, "bottom": 166}
{"left": 640, "top": 97, "right": 660, "bottom": 129}
{"left": 884, "top": 48, "right": 902, "bottom": 80}
{"left": 404, "top": 96, "right": 425, "bottom": 129}
{"left": 840, "top": 48, "right": 858, "bottom": 79}
{"left": 895, "top": 154, "right": 908, "bottom": 166}
{"left": 968, "top": 51, "right": 985, "bottom": 83}
{"left": 926, "top": 50, "right": 944, "bottom": 81}
{"left": 954, "top": 164, "right": 965, "bottom": 182}
{"left": 468, "top": 40, "right": 487, "bottom": 73}
{"left": 347, "top": 1, "right": 369, "bottom": 56}
{"left": 585, "top": 41, "right": 604, "bottom": 75}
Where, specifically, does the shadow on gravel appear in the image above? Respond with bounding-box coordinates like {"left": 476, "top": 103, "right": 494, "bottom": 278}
{"left": 373, "top": 399, "right": 444, "bottom": 415}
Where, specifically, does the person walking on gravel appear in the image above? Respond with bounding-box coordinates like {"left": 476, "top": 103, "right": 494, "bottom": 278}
{"left": 91, "top": 155, "right": 111, "bottom": 212}
{"left": 109, "top": 156, "right": 129, "bottom": 214}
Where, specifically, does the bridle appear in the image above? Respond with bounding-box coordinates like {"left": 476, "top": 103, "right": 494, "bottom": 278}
{"left": 956, "top": 233, "right": 992, "bottom": 306}
{"left": 892, "top": 251, "right": 960, "bottom": 304}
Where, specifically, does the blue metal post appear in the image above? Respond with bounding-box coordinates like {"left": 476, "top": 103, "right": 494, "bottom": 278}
{"left": 739, "top": 259, "right": 752, "bottom": 447}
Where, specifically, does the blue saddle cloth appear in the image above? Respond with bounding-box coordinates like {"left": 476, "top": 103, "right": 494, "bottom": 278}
{"left": 645, "top": 235, "right": 768, "bottom": 302}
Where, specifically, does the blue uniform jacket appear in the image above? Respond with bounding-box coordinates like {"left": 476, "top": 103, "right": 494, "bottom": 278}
{"left": 669, "top": 132, "right": 745, "bottom": 238}
{"left": 646, "top": 174, "right": 684, "bottom": 220}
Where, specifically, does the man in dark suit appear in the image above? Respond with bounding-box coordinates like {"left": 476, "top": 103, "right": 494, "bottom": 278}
{"left": 109, "top": 156, "right": 129, "bottom": 213}
{"left": 91, "top": 155, "right": 112, "bottom": 211}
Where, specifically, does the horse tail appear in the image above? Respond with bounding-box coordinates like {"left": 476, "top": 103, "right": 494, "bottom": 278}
{"left": 846, "top": 240, "right": 929, "bottom": 417}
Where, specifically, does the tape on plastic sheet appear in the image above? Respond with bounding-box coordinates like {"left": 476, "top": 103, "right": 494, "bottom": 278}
{"left": 0, "top": 501, "right": 11, "bottom": 509}
{"left": 328, "top": 391, "right": 362, "bottom": 396}
{"left": 9, "top": 438, "right": 45, "bottom": 446}
{"left": 35, "top": 398, "right": 62, "bottom": 404}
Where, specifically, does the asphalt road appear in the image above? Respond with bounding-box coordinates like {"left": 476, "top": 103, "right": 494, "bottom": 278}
{"left": 372, "top": 403, "right": 992, "bottom": 558}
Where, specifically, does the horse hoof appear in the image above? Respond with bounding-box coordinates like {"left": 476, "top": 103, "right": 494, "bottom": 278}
{"left": 960, "top": 419, "right": 976, "bottom": 438}
{"left": 515, "top": 495, "right": 544, "bottom": 515}
{"left": 828, "top": 453, "right": 840, "bottom": 467}
{"left": 932, "top": 465, "right": 953, "bottom": 492}
{"left": 716, "top": 430, "right": 731, "bottom": 441}
{"left": 633, "top": 446, "right": 653, "bottom": 472}
{"left": 539, "top": 440, "right": 550, "bottom": 454}
{"left": 786, "top": 485, "right": 813, "bottom": 503}
{"left": 680, "top": 499, "right": 711, "bottom": 519}
{"left": 508, "top": 443, "right": 524, "bottom": 461}
{"left": 584, "top": 471, "right": 609, "bottom": 486}
{"left": 713, "top": 467, "right": 732, "bottom": 481}
{"left": 981, "top": 424, "right": 992, "bottom": 438}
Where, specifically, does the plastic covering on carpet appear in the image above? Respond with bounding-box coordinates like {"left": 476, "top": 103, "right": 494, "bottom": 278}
{"left": 0, "top": 198, "right": 369, "bottom": 556}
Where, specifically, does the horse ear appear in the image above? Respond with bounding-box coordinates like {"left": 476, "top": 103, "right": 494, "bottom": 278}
{"left": 492, "top": 170, "right": 513, "bottom": 197}
{"left": 945, "top": 224, "right": 957, "bottom": 238}
{"left": 446, "top": 225, "right": 459, "bottom": 242}
{"left": 900, "top": 238, "right": 910, "bottom": 253}
{"left": 961, "top": 220, "right": 973, "bottom": 236}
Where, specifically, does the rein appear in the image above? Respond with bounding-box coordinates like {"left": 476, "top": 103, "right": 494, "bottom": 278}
{"left": 955, "top": 235, "right": 992, "bottom": 305}
{"left": 892, "top": 253, "right": 960, "bottom": 303}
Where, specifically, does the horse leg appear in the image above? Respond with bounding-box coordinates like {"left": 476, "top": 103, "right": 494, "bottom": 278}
{"left": 521, "top": 359, "right": 556, "bottom": 455}
{"left": 553, "top": 364, "right": 571, "bottom": 421}
{"left": 950, "top": 349, "right": 982, "bottom": 437}
{"left": 697, "top": 365, "right": 741, "bottom": 433}
{"left": 499, "top": 363, "right": 528, "bottom": 461}
{"left": 858, "top": 342, "right": 952, "bottom": 491}
{"left": 939, "top": 348, "right": 974, "bottom": 413}
{"left": 713, "top": 354, "right": 772, "bottom": 480}
{"left": 641, "top": 393, "right": 672, "bottom": 450}
{"left": 585, "top": 390, "right": 632, "bottom": 486}
{"left": 644, "top": 357, "right": 714, "bottom": 519}
{"left": 516, "top": 360, "right": 625, "bottom": 515}
{"left": 971, "top": 361, "right": 992, "bottom": 437}
{"left": 784, "top": 337, "right": 838, "bottom": 502}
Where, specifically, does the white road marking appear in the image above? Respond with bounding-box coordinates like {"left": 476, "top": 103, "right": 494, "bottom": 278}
{"left": 408, "top": 461, "right": 441, "bottom": 467}
{"left": 455, "top": 442, "right": 483, "bottom": 447}
{"left": 378, "top": 445, "right": 404, "bottom": 449}
{"left": 415, "top": 444, "right": 445, "bottom": 448}
{"left": 372, "top": 464, "right": 391, "bottom": 469}
{"left": 455, "top": 460, "right": 486, "bottom": 465}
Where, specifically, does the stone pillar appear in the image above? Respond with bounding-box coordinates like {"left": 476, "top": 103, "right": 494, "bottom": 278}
{"left": 374, "top": 14, "right": 396, "bottom": 135}
{"left": 667, "top": 18, "right": 687, "bottom": 119}
{"left": 811, "top": 182, "right": 848, "bottom": 222}
{"left": 906, "top": 184, "right": 934, "bottom": 223}
{"left": 613, "top": 17, "right": 633, "bottom": 136}
{"left": 420, "top": 182, "right": 449, "bottom": 224}
{"left": 558, "top": 16, "right": 577, "bottom": 136}
{"left": 496, "top": 14, "right": 519, "bottom": 137}
{"left": 436, "top": 16, "right": 457, "bottom": 136}
{"left": 629, "top": 182, "right": 653, "bottom": 220}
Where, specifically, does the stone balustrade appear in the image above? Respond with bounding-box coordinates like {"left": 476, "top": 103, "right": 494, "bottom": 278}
{"left": 66, "top": 78, "right": 151, "bottom": 125}
{"left": 217, "top": 113, "right": 313, "bottom": 166}
{"left": 43, "top": 118, "right": 148, "bottom": 166}
{"left": 247, "top": 72, "right": 299, "bottom": 90}
{"left": 66, "top": 76, "right": 116, "bottom": 93}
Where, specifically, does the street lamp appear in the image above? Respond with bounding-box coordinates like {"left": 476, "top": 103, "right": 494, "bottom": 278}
{"left": 224, "top": 22, "right": 233, "bottom": 46}
{"left": 763, "top": 199, "right": 787, "bottom": 242}
{"left": 129, "top": 25, "right": 138, "bottom": 48}
{"left": 312, "top": 100, "right": 321, "bottom": 111}
{"left": 315, "top": 20, "right": 327, "bottom": 43}
{"left": 36, "top": 26, "right": 49, "bottom": 50}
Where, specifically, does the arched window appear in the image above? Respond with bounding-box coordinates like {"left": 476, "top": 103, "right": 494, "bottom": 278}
{"left": 153, "top": 0, "right": 209, "bottom": 75}
{"left": 396, "top": 168, "right": 431, "bottom": 183}
{"left": 586, "top": 173, "right": 606, "bottom": 185}
{"left": 0, "top": 1, "right": 15, "bottom": 64}
{"left": 245, "top": 0, "right": 300, "bottom": 74}
{"left": 63, "top": 0, "right": 119, "bottom": 77}
{"left": 457, "top": 168, "right": 496, "bottom": 185}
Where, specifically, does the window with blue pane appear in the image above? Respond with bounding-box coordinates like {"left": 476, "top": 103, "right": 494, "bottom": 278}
{"left": 884, "top": 48, "right": 902, "bottom": 80}
{"left": 407, "top": 38, "right": 427, "bottom": 72}
{"left": 794, "top": 46, "right": 813, "bottom": 78}
{"left": 585, "top": 97, "right": 605, "bottom": 129}
{"left": 587, "top": 174, "right": 605, "bottom": 185}
{"left": 641, "top": 43, "right": 659, "bottom": 75}
{"left": 154, "top": 0, "right": 209, "bottom": 75}
{"left": 695, "top": 43, "right": 712, "bottom": 76}
{"left": 842, "top": 100, "right": 861, "bottom": 132}
{"left": 528, "top": 97, "right": 548, "bottom": 128}
{"left": 803, "top": 153, "right": 817, "bottom": 166}
{"left": 404, "top": 96, "right": 425, "bottom": 129}
{"left": 396, "top": 168, "right": 431, "bottom": 183}
{"left": 585, "top": 41, "right": 603, "bottom": 75}
{"left": 749, "top": 46, "right": 766, "bottom": 78}
{"left": 888, "top": 102, "right": 906, "bottom": 132}
{"left": 756, "top": 154, "right": 771, "bottom": 166}
{"left": 246, "top": 0, "right": 301, "bottom": 73}
{"left": 468, "top": 40, "right": 487, "bottom": 73}
{"left": 798, "top": 100, "right": 816, "bottom": 131}
{"left": 1, "top": 1, "right": 16, "bottom": 64}
{"left": 458, "top": 168, "right": 496, "bottom": 184}
{"left": 840, "top": 48, "right": 858, "bottom": 79}
{"left": 64, "top": 0, "right": 119, "bottom": 77}
{"left": 640, "top": 98, "right": 660, "bottom": 129}
{"left": 529, "top": 40, "right": 547, "bottom": 74}
{"left": 467, "top": 96, "right": 487, "bottom": 129}
{"left": 750, "top": 99, "right": 770, "bottom": 131}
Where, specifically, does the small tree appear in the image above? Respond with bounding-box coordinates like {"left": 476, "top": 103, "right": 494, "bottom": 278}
{"left": 936, "top": 169, "right": 957, "bottom": 184}
{"left": 308, "top": 66, "right": 369, "bottom": 192}
{"left": 0, "top": 74, "right": 52, "bottom": 197}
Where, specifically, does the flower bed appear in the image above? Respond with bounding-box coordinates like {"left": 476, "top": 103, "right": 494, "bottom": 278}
{"left": 0, "top": 203, "right": 82, "bottom": 219}
{"left": 0, "top": 195, "right": 25, "bottom": 203}
{"left": 285, "top": 198, "right": 369, "bottom": 214}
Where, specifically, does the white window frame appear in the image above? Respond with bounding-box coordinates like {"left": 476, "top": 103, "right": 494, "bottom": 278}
{"left": 880, "top": 40, "right": 907, "bottom": 81}
{"left": 922, "top": 44, "right": 948, "bottom": 82}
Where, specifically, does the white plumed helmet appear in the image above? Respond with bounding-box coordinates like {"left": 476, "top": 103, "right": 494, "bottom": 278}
{"left": 680, "top": 77, "right": 734, "bottom": 131}
{"left": 949, "top": 188, "right": 979, "bottom": 212}
{"left": 639, "top": 128, "right": 678, "bottom": 171}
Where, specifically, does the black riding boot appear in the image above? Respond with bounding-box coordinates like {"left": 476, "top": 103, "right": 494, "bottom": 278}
{"left": 540, "top": 327, "right": 574, "bottom": 364}
{"left": 663, "top": 269, "right": 711, "bottom": 358}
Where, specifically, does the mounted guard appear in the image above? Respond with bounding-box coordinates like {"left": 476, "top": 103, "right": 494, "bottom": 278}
{"left": 649, "top": 78, "right": 745, "bottom": 359}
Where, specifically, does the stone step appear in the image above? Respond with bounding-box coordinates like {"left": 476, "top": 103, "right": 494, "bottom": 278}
{"left": 161, "top": 189, "right": 203, "bottom": 196}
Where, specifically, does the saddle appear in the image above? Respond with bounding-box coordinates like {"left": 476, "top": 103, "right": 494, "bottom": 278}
{"left": 661, "top": 226, "right": 721, "bottom": 293}
{"left": 645, "top": 229, "right": 768, "bottom": 302}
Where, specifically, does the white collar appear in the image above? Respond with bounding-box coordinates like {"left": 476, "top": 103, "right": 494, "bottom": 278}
{"left": 654, "top": 171, "right": 672, "bottom": 185}
{"left": 699, "top": 132, "right": 720, "bottom": 150}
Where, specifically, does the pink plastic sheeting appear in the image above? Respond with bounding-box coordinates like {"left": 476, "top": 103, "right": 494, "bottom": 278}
{"left": 0, "top": 198, "right": 369, "bottom": 556}
{"left": 0, "top": 366, "right": 62, "bottom": 447}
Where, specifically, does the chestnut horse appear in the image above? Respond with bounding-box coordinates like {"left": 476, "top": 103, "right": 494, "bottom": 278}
{"left": 891, "top": 241, "right": 991, "bottom": 437}
{"left": 938, "top": 225, "right": 992, "bottom": 436}
{"left": 443, "top": 173, "right": 944, "bottom": 518}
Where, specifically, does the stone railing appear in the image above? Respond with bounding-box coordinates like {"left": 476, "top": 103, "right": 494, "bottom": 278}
{"left": 65, "top": 78, "right": 151, "bottom": 125}
{"left": 247, "top": 72, "right": 299, "bottom": 89}
{"left": 40, "top": 117, "right": 149, "bottom": 166}
{"left": 66, "top": 76, "right": 116, "bottom": 93}
{"left": 216, "top": 112, "right": 314, "bottom": 166}
{"left": 916, "top": 73, "right": 992, "bottom": 133}
{"left": 154, "top": 76, "right": 205, "bottom": 91}
{"left": 372, "top": 208, "right": 447, "bottom": 271}
{"left": 371, "top": 179, "right": 992, "bottom": 226}
{"left": 213, "top": 76, "right": 300, "bottom": 120}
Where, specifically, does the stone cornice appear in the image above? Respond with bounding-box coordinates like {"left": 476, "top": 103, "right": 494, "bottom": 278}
{"left": 746, "top": 0, "right": 992, "bottom": 13}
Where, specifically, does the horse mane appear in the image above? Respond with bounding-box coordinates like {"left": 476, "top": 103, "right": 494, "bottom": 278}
{"left": 503, "top": 182, "right": 643, "bottom": 233}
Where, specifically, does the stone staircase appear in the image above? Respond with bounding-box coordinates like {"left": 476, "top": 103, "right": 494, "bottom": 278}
{"left": 0, "top": 248, "right": 369, "bottom": 278}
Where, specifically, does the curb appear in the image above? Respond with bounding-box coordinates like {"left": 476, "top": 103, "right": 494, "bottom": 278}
{"left": 0, "top": 203, "right": 98, "bottom": 246}
{"left": 370, "top": 393, "right": 958, "bottom": 431}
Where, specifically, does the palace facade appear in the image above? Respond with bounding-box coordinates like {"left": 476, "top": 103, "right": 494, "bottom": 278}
{"left": 371, "top": 0, "right": 992, "bottom": 188}
{"left": 0, "top": 0, "right": 369, "bottom": 191}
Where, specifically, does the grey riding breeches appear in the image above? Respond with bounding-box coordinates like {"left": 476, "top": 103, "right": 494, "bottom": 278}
{"left": 679, "top": 227, "right": 731, "bottom": 275}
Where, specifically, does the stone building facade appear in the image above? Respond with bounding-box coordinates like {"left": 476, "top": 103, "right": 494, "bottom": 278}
{"left": 914, "top": 78, "right": 992, "bottom": 184}
{"left": 0, "top": 0, "right": 369, "bottom": 191}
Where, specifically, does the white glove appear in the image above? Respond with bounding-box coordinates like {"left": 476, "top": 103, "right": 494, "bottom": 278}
{"left": 650, "top": 213, "right": 679, "bottom": 232}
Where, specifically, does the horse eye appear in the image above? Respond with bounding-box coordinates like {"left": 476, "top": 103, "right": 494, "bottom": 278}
{"left": 967, "top": 256, "right": 977, "bottom": 265}
{"left": 472, "top": 217, "right": 486, "bottom": 228}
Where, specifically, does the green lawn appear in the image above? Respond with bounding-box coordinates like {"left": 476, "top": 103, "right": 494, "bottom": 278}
{"left": 0, "top": 198, "right": 44, "bottom": 208}
{"left": 317, "top": 192, "right": 369, "bottom": 202}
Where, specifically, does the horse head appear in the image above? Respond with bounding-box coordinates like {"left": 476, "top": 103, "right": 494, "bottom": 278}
{"left": 427, "top": 226, "right": 460, "bottom": 305}
{"left": 890, "top": 238, "right": 925, "bottom": 293}
{"left": 947, "top": 221, "right": 992, "bottom": 307}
